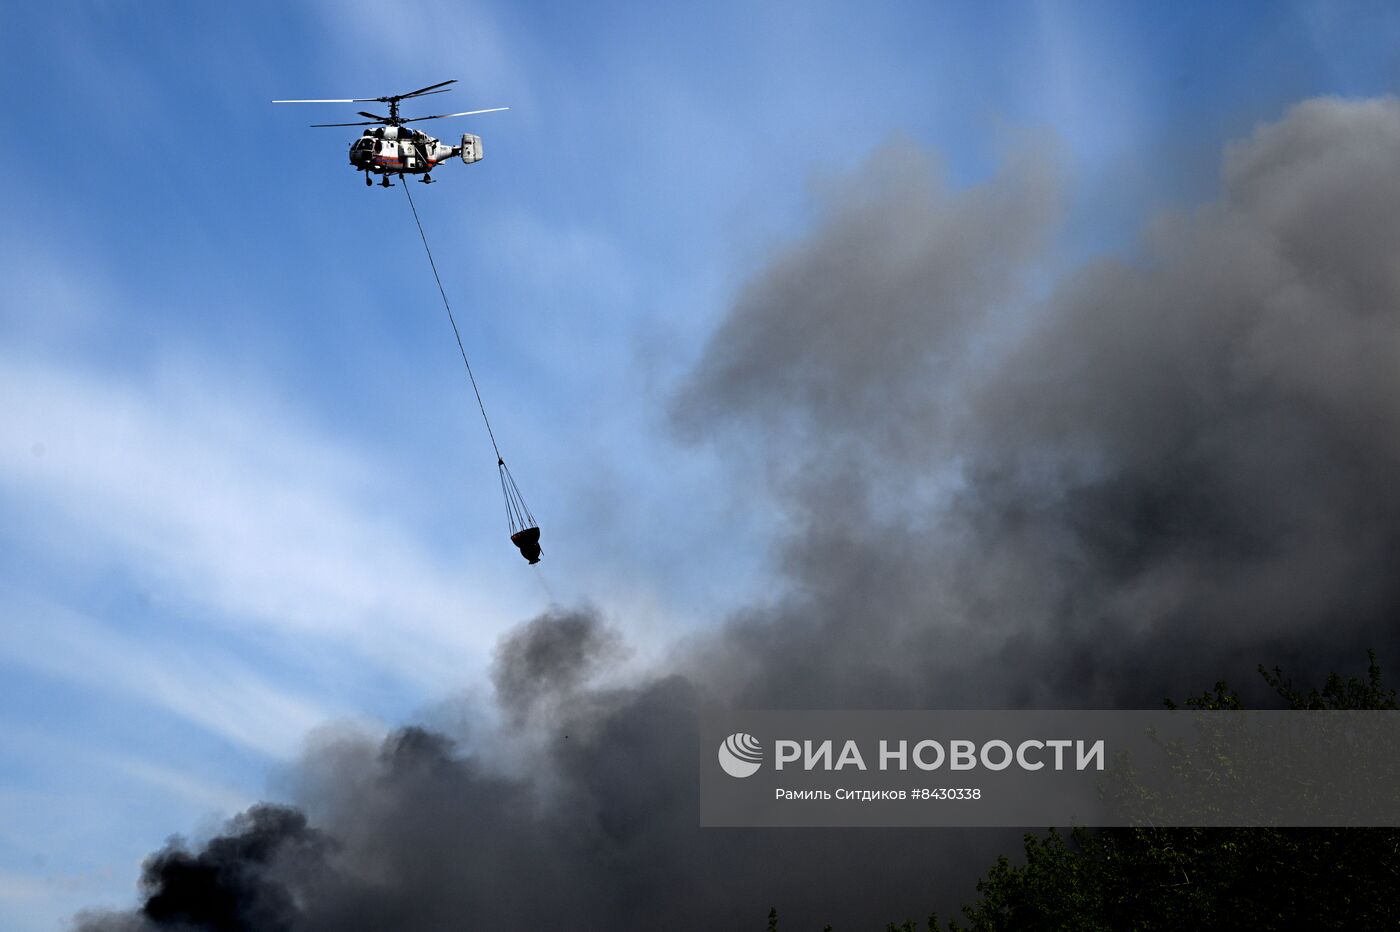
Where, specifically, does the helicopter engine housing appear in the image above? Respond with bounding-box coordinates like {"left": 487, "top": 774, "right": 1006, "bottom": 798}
{"left": 460, "top": 133, "right": 484, "bottom": 164}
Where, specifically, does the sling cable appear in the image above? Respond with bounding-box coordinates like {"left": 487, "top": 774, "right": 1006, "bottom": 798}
{"left": 402, "top": 182, "right": 541, "bottom": 564}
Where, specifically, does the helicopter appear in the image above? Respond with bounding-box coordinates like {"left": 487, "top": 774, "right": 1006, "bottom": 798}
{"left": 274, "top": 79, "right": 507, "bottom": 187}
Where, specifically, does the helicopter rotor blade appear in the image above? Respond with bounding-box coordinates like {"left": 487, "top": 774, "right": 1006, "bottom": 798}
{"left": 374, "top": 88, "right": 452, "bottom": 104}
{"left": 391, "top": 79, "right": 457, "bottom": 101}
{"left": 401, "top": 107, "right": 510, "bottom": 123}
{"left": 309, "top": 120, "right": 383, "bottom": 127}
{"left": 273, "top": 97, "right": 382, "bottom": 104}
{"left": 357, "top": 111, "right": 392, "bottom": 121}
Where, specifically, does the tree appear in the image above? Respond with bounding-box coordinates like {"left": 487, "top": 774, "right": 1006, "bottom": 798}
{"left": 943, "top": 652, "right": 1400, "bottom": 931}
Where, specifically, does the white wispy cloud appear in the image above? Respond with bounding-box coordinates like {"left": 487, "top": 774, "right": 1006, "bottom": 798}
{"left": 94, "top": 752, "right": 254, "bottom": 814}
{"left": 307, "top": 0, "right": 534, "bottom": 117}
{"left": 0, "top": 594, "right": 330, "bottom": 758}
{"left": 0, "top": 348, "right": 530, "bottom": 693}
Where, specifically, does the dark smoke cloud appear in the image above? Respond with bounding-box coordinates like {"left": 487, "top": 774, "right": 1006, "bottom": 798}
{"left": 74, "top": 806, "right": 330, "bottom": 932}
{"left": 674, "top": 135, "right": 1062, "bottom": 455}
{"left": 682, "top": 96, "right": 1400, "bottom": 711}
{"left": 77, "top": 96, "right": 1400, "bottom": 930}
{"left": 491, "top": 605, "right": 625, "bottom": 725}
{"left": 80, "top": 612, "right": 1003, "bottom": 930}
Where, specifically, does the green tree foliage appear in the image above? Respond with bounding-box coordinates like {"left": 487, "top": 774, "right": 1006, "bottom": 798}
{"left": 776, "top": 655, "right": 1397, "bottom": 930}
{"left": 946, "top": 652, "right": 1400, "bottom": 931}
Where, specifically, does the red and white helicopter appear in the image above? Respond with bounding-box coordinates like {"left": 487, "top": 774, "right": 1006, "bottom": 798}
{"left": 274, "top": 79, "right": 507, "bottom": 187}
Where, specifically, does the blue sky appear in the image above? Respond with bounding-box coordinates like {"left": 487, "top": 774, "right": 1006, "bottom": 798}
{"left": 2, "top": 1, "right": 1398, "bottom": 928}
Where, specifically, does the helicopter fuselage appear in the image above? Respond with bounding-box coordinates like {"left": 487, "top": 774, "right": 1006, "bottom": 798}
{"left": 349, "top": 124, "right": 484, "bottom": 177}
{"left": 274, "top": 78, "right": 502, "bottom": 186}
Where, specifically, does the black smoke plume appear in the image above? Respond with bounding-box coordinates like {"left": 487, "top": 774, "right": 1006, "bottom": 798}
{"left": 75, "top": 806, "right": 330, "bottom": 932}
{"left": 77, "top": 96, "right": 1400, "bottom": 930}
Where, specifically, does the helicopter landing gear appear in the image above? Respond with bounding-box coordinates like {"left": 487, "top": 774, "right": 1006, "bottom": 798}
{"left": 420, "top": 173, "right": 433, "bottom": 184}
{"left": 364, "top": 172, "right": 372, "bottom": 187}
{"left": 380, "top": 174, "right": 394, "bottom": 188}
